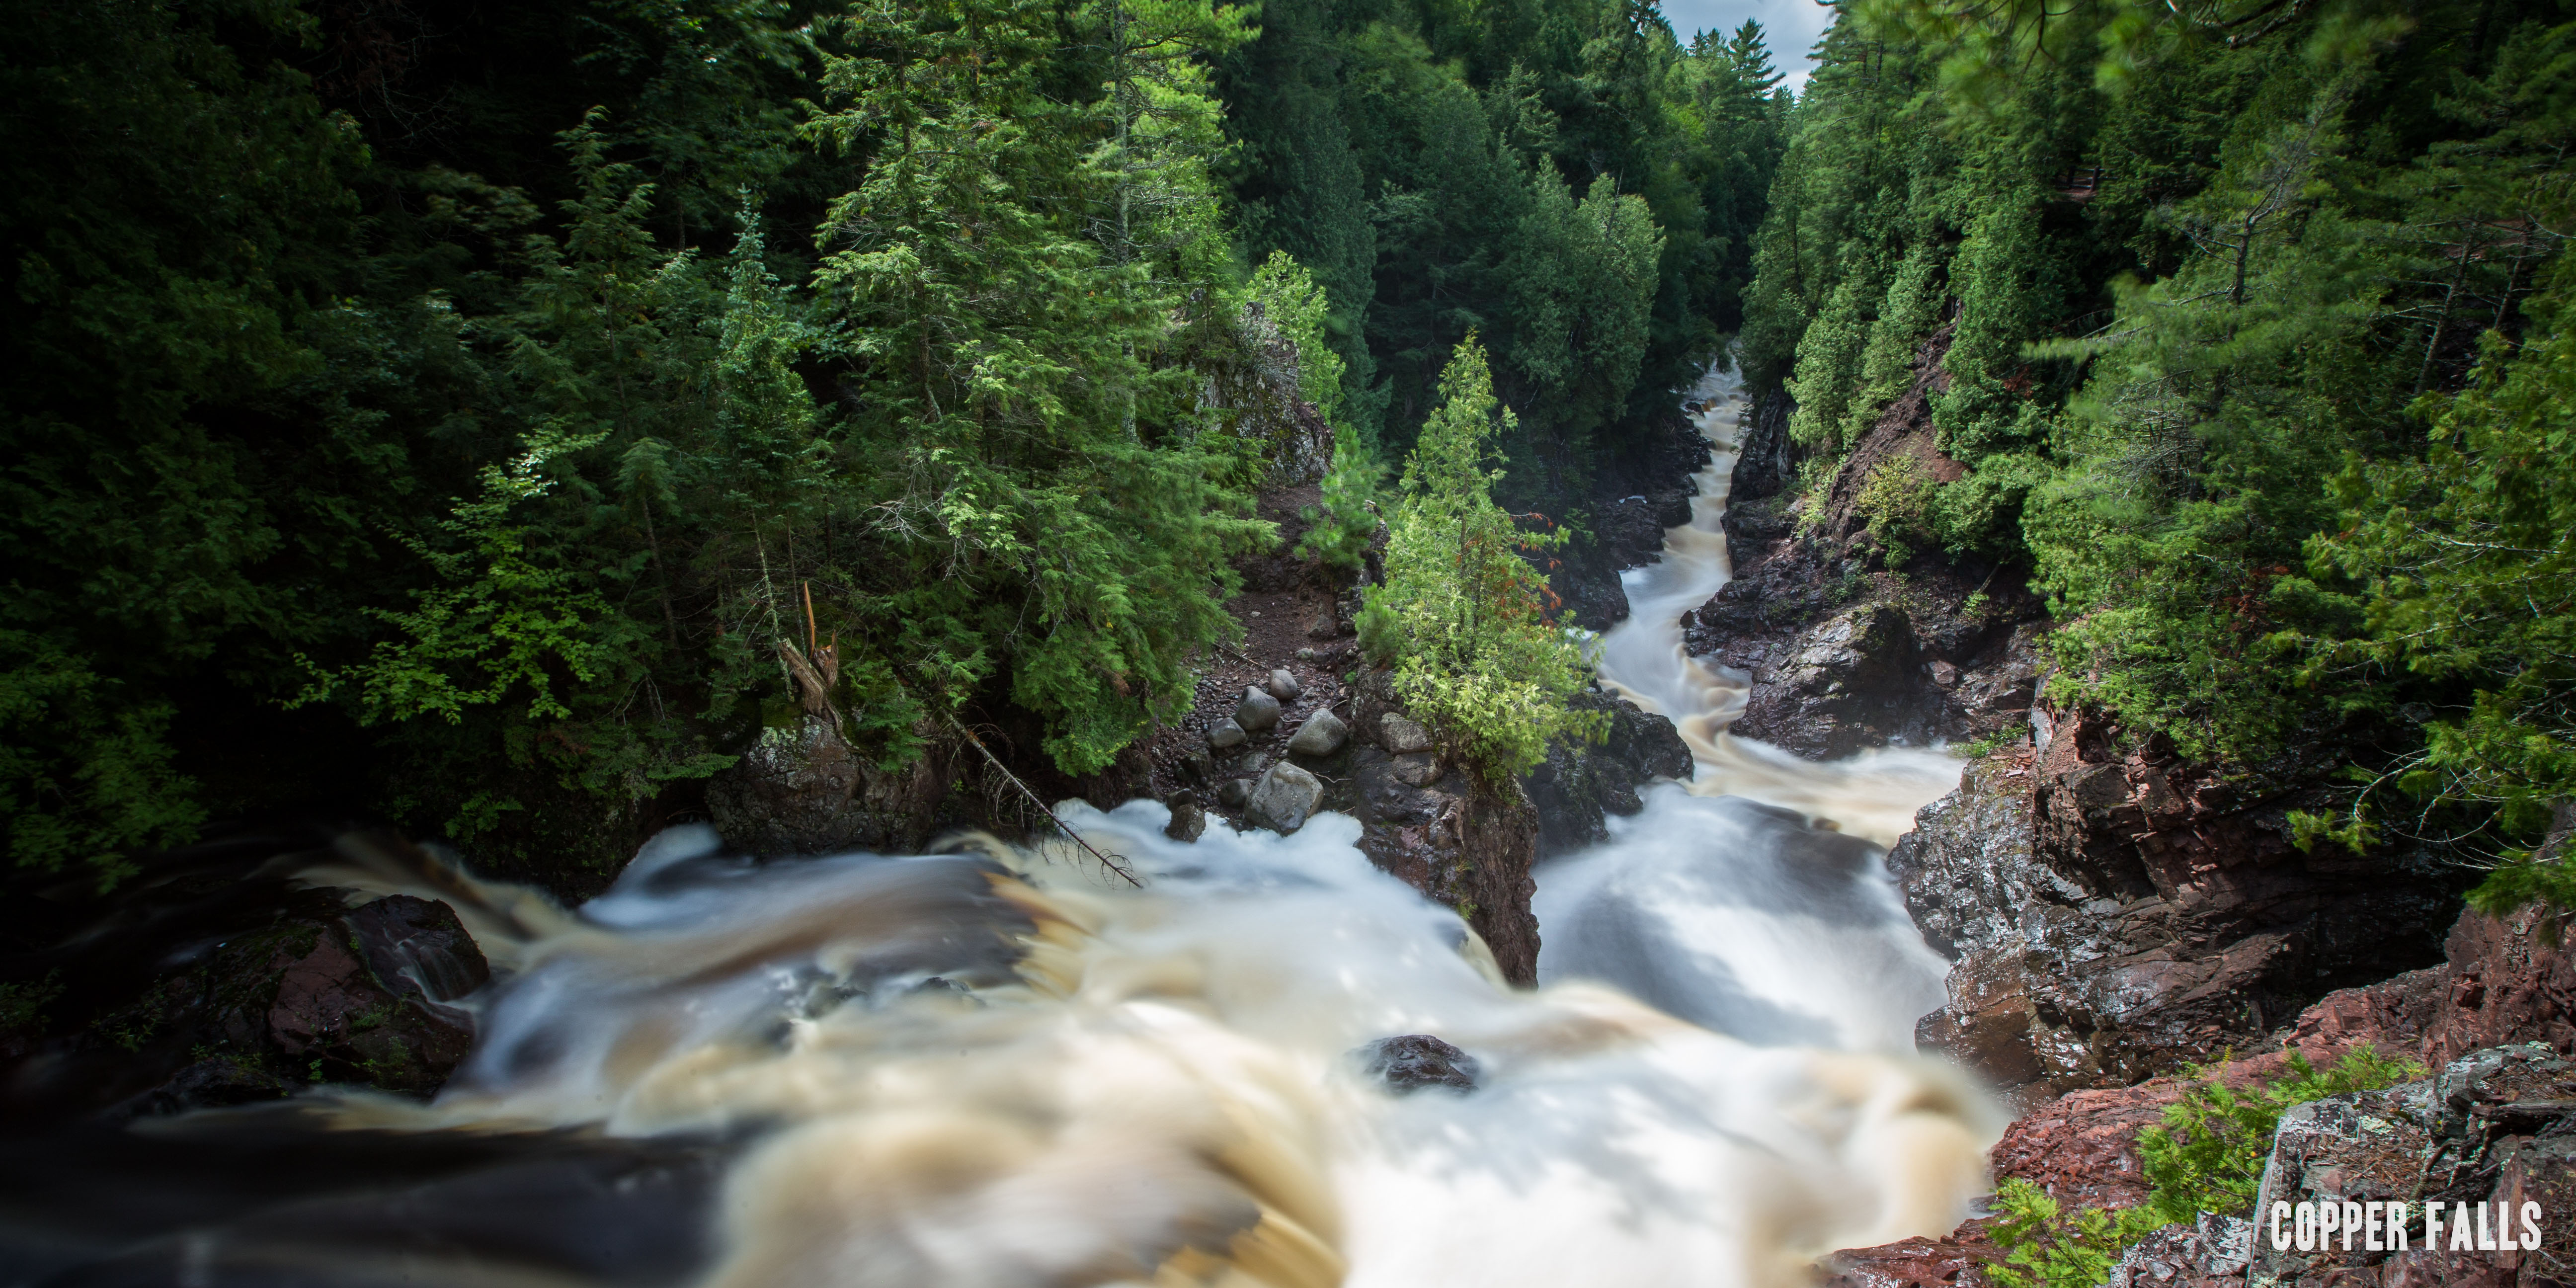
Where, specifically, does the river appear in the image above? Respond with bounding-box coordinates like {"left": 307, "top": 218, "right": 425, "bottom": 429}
{"left": 6, "top": 363, "right": 1995, "bottom": 1288}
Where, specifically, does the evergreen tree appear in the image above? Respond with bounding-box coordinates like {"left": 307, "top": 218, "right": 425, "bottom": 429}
{"left": 1359, "top": 338, "right": 1605, "bottom": 778}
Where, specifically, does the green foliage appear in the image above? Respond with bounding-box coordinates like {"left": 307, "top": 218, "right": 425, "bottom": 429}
{"left": 1248, "top": 250, "right": 1350, "bottom": 426}
{"left": 0, "top": 633, "right": 204, "bottom": 890}
{"left": 1221, "top": 0, "right": 1788, "bottom": 496}
{"left": 2288, "top": 275, "right": 2576, "bottom": 911}
{"left": 1856, "top": 455, "right": 1935, "bottom": 567}
{"left": 1989, "top": 1046, "right": 2424, "bottom": 1288}
{"left": 306, "top": 429, "right": 626, "bottom": 725}
{"left": 1988, "top": 1179, "right": 2167, "bottom": 1288}
{"left": 1298, "top": 430, "right": 1387, "bottom": 570}
{"left": 0, "top": 0, "right": 1287, "bottom": 884}
{"left": 1738, "top": 0, "right": 2575, "bottom": 901}
{"left": 2135, "top": 1046, "right": 2424, "bottom": 1224}
{"left": 1362, "top": 339, "right": 1607, "bottom": 778}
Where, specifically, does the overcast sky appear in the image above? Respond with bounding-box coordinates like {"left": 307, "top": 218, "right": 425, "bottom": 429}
{"left": 1657, "top": 0, "right": 1837, "bottom": 92}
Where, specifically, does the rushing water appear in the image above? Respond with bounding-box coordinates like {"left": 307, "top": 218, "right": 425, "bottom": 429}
{"left": 1534, "top": 361, "right": 1964, "bottom": 1054}
{"left": 3, "top": 364, "right": 1995, "bottom": 1288}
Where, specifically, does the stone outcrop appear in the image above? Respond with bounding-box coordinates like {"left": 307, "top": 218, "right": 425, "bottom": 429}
{"left": 1895, "top": 726, "right": 2468, "bottom": 1102}
{"left": 2250, "top": 1043, "right": 2575, "bottom": 1287}
{"left": 1519, "top": 687, "right": 1693, "bottom": 856}
{"left": 2288, "top": 901, "right": 2576, "bottom": 1069}
{"left": 1681, "top": 528, "right": 2044, "bottom": 759}
{"left": 705, "top": 714, "right": 942, "bottom": 856}
{"left": 0, "top": 836, "right": 496, "bottom": 1124}
{"left": 1684, "top": 322, "right": 2044, "bottom": 762}
{"left": 1824, "top": 997, "right": 2574, "bottom": 1288}
{"left": 1543, "top": 407, "right": 1714, "bottom": 631}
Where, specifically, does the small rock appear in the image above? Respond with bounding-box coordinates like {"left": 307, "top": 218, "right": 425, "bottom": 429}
{"left": 1391, "top": 751, "right": 1441, "bottom": 786}
{"left": 1208, "top": 718, "right": 1247, "bottom": 749}
{"left": 1306, "top": 611, "right": 1338, "bottom": 640}
{"left": 1266, "top": 668, "right": 1302, "bottom": 701}
{"left": 1286, "top": 709, "right": 1349, "bottom": 757}
{"left": 1296, "top": 646, "right": 1316, "bottom": 662}
{"left": 1164, "top": 794, "right": 1206, "bottom": 842}
{"left": 1379, "top": 713, "right": 1431, "bottom": 754}
{"left": 1244, "top": 762, "right": 1325, "bottom": 833}
{"left": 1929, "top": 659, "right": 1960, "bottom": 689}
{"left": 1235, "top": 687, "right": 1281, "bottom": 732}
{"left": 1357, "top": 1034, "right": 1480, "bottom": 1094}
{"left": 1216, "top": 778, "right": 1251, "bottom": 808}
{"left": 1181, "top": 747, "right": 1216, "bottom": 785}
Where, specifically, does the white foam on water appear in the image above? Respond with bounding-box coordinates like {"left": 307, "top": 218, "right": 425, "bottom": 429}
{"left": 178, "top": 360, "right": 1993, "bottom": 1288}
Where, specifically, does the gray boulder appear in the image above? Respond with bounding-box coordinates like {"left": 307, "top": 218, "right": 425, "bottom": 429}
{"left": 1245, "top": 762, "right": 1324, "bottom": 833}
{"left": 1235, "top": 687, "right": 1281, "bottom": 732}
{"left": 1392, "top": 752, "right": 1442, "bottom": 786}
{"left": 1216, "top": 778, "right": 1251, "bottom": 808}
{"left": 1379, "top": 713, "right": 1431, "bottom": 753}
{"left": 1207, "top": 718, "right": 1246, "bottom": 749}
{"left": 1266, "top": 668, "right": 1302, "bottom": 701}
{"left": 1286, "top": 709, "right": 1348, "bottom": 756}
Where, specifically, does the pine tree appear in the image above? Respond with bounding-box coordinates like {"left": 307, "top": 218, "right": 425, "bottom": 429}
{"left": 1360, "top": 338, "right": 1605, "bottom": 778}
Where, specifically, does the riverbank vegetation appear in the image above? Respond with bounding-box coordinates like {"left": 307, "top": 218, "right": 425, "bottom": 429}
{"left": 1, "top": 0, "right": 1790, "bottom": 887}
{"left": 1741, "top": 0, "right": 2575, "bottom": 909}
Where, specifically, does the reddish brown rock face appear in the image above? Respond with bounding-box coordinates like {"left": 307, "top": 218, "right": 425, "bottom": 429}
{"left": 1895, "top": 717, "right": 2470, "bottom": 1102}
{"left": 2293, "top": 904, "right": 2576, "bottom": 1069}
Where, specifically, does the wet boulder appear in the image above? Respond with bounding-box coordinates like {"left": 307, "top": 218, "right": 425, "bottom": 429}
{"left": 265, "top": 914, "right": 477, "bottom": 1095}
{"left": 1245, "top": 763, "right": 1324, "bottom": 833}
{"left": 1520, "top": 688, "right": 1694, "bottom": 857}
{"left": 1357, "top": 1034, "right": 1480, "bottom": 1094}
{"left": 1163, "top": 794, "right": 1207, "bottom": 843}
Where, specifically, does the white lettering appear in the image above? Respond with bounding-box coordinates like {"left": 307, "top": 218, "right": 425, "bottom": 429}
{"left": 2388, "top": 1201, "right": 2411, "bottom": 1252}
{"left": 2480, "top": 1200, "right": 2497, "bottom": 1251}
{"left": 2299, "top": 1202, "right": 2317, "bottom": 1251}
{"left": 2454, "top": 1203, "right": 2475, "bottom": 1251}
{"left": 2427, "top": 1201, "right": 2443, "bottom": 1249}
{"left": 2344, "top": 1201, "right": 2365, "bottom": 1251}
{"left": 2366, "top": 1200, "right": 2384, "bottom": 1251}
{"left": 2521, "top": 1201, "right": 2543, "bottom": 1252}
{"left": 2271, "top": 1201, "right": 2293, "bottom": 1251}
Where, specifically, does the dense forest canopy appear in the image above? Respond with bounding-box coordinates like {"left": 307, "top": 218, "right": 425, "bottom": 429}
{"left": 1743, "top": 0, "right": 2575, "bottom": 908}
{"left": 0, "top": 0, "right": 1785, "bottom": 886}
{"left": 2, "top": 0, "right": 2569, "bottom": 912}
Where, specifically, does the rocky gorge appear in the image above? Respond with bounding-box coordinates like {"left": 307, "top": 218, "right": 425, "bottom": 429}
{"left": 0, "top": 364, "right": 2565, "bottom": 1287}
{"left": 1683, "top": 375, "right": 2574, "bottom": 1283}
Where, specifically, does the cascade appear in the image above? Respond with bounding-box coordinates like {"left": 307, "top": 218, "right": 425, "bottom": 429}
{"left": 1534, "top": 361, "right": 1964, "bottom": 1052}
{"left": 7, "top": 366, "right": 1997, "bottom": 1288}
